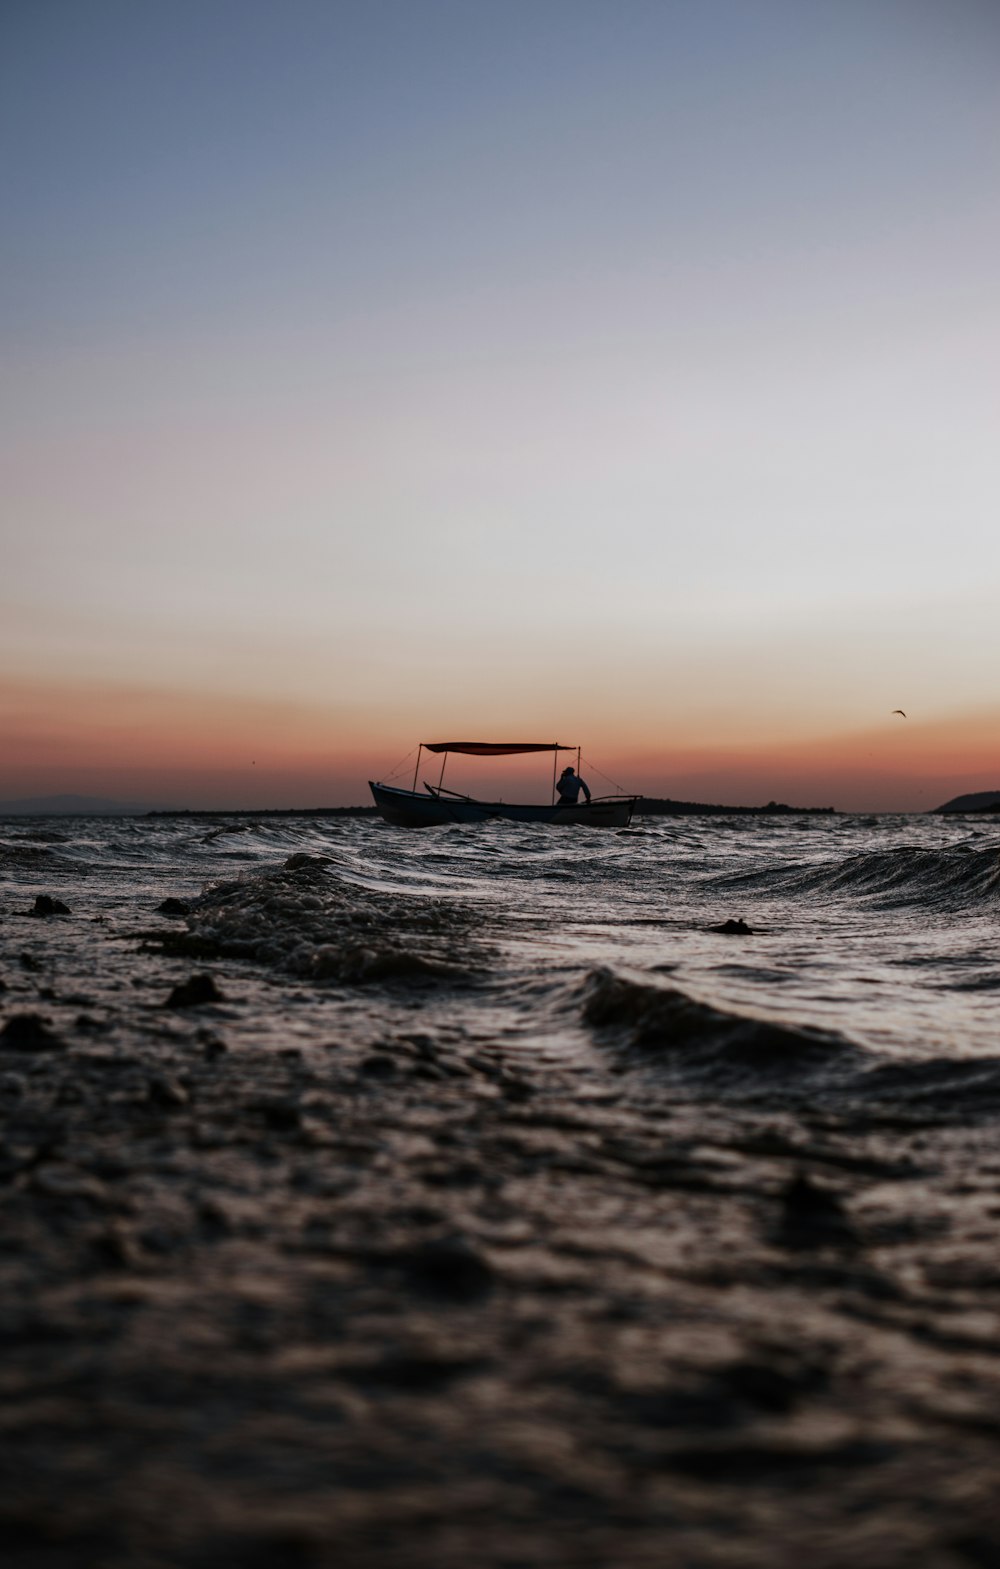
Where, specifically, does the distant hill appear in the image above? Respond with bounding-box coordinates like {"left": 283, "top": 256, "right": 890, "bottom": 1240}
{"left": 0, "top": 794, "right": 153, "bottom": 816}
{"left": 633, "top": 798, "right": 835, "bottom": 817}
{"left": 934, "top": 791, "right": 1000, "bottom": 814}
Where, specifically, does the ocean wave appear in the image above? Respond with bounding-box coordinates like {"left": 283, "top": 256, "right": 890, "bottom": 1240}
{"left": 0, "top": 840, "right": 86, "bottom": 880}
{"left": 712, "top": 843, "right": 1000, "bottom": 911}
{"left": 167, "top": 855, "right": 485, "bottom": 986}
{"left": 580, "top": 967, "right": 864, "bottom": 1092}
{"left": 858, "top": 1054, "right": 1000, "bottom": 1113}
{"left": 579, "top": 966, "right": 1000, "bottom": 1116}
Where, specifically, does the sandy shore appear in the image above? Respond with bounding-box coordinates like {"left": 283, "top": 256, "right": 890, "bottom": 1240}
{"left": 3, "top": 874, "right": 1000, "bottom": 1567}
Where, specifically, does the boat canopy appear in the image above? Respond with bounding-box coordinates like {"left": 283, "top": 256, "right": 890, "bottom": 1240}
{"left": 422, "top": 742, "right": 574, "bottom": 756}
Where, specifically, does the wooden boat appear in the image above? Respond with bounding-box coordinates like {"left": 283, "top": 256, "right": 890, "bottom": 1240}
{"left": 370, "top": 742, "right": 638, "bottom": 829}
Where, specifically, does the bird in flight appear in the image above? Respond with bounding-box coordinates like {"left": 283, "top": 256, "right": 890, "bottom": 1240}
{"left": 891, "top": 710, "right": 906, "bottom": 718}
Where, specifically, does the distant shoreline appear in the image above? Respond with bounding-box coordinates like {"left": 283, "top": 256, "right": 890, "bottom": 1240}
{"left": 143, "top": 799, "right": 837, "bottom": 820}
{"left": 143, "top": 805, "right": 378, "bottom": 819}
{"left": 0, "top": 800, "right": 842, "bottom": 821}
{"left": 6, "top": 797, "right": 998, "bottom": 820}
{"left": 632, "top": 799, "right": 835, "bottom": 817}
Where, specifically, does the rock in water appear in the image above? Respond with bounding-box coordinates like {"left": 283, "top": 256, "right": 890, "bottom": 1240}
{"left": 776, "top": 1171, "right": 858, "bottom": 1251}
{"left": 401, "top": 1236, "right": 494, "bottom": 1302}
{"left": 148, "top": 1073, "right": 190, "bottom": 1108}
{"left": 708, "top": 918, "right": 754, "bottom": 935}
{"left": 359, "top": 1052, "right": 398, "bottom": 1079}
{"left": 1, "top": 1013, "right": 66, "bottom": 1051}
{"left": 30, "top": 894, "right": 72, "bottom": 917}
{"left": 164, "top": 973, "right": 225, "bottom": 1009}
{"left": 156, "top": 897, "right": 191, "bottom": 917}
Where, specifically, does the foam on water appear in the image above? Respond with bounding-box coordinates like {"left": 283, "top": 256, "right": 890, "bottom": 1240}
{"left": 185, "top": 856, "right": 488, "bottom": 986}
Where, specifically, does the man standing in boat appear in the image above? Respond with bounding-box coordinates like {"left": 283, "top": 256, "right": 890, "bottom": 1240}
{"left": 556, "top": 765, "right": 591, "bottom": 806}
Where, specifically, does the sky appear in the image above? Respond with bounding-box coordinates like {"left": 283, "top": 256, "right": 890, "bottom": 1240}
{"left": 2, "top": 0, "right": 998, "bottom": 811}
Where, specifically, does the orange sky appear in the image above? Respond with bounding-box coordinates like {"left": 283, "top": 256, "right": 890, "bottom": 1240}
{"left": 2, "top": 675, "right": 996, "bottom": 812}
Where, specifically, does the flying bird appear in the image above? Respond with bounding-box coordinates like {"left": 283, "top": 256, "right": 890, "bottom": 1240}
{"left": 891, "top": 710, "right": 906, "bottom": 718}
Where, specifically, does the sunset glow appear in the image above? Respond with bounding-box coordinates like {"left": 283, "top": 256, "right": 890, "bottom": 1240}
{"left": 3, "top": 1, "right": 998, "bottom": 812}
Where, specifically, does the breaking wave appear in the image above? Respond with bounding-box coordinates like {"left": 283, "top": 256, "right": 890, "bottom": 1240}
{"left": 169, "top": 855, "right": 486, "bottom": 986}
{"left": 857, "top": 1054, "right": 1000, "bottom": 1114}
{"left": 581, "top": 967, "right": 865, "bottom": 1094}
{"left": 712, "top": 842, "right": 1000, "bottom": 911}
{"left": 579, "top": 966, "right": 1000, "bottom": 1116}
{"left": 0, "top": 838, "right": 84, "bottom": 880}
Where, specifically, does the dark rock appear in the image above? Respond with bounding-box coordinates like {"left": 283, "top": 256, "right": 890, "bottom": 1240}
{"left": 198, "top": 1196, "right": 234, "bottom": 1234}
{"left": 708, "top": 918, "right": 754, "bottom": 935}
{"left": 0, "top": 1012, "right": 66, "bottom": 1051}
{"left": 421, "top": 1161, "right": 484, "bottom": 1190}
{"left": 148, "top": 1073, "right": 190, "bottom": 1108}
{"left": 500, "top": 1076, "right": 535, "bottom": 1102}
{"left": 284, "top": 853, "right": 332, "bottom": 869}
{"left": 92, "top": 1223, "right": 146, "bottom": 1269}
{"left": 720, "top": 1354, "right": 829, "bottom": 1414}
{"left": 401, "top": 1236, "right": 495, "bottom": 1302}
{"left": 138, "top": 1225, "right": 181, "bottom": 1254}
{"left": 163, "top": 973, "right": 225, "bottom": 1009}
{"left": 0, "top": 977, "right": 7, "bottom": 992}
{"left": 156, "top": 897, "right": 191, "bottom": 917}
{"left": 75, "top": 1014, "right": 110, "bottom": 1034}
{"left": 19, "top": 952, "right": 41, "bottom": 971}
{"left": 359, "top": 1052, "right": 398, "bottom": 1079}
{"left": 775, "top": 1171, "right": 858, "bottom": 1250}
{"left": 400, "top": 1032, "right": 438, "bottom": 1055}
{"left": 29, "top": 895, "right": 72, "bottom": 917}
{"left": 248, "top": 1096, "right": 301, "bottom": 1131}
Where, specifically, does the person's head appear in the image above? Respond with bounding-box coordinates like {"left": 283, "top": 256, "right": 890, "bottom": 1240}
{"left": 561, "top": 767, "right": 573, "bottom": 777}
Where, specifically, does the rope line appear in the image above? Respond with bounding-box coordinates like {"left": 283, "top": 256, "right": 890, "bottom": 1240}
{"left": 382, "top": 746, "right": 420, "bottom": 783}
{"left": 580, "top": 755, "right": 628, "bottom": 795}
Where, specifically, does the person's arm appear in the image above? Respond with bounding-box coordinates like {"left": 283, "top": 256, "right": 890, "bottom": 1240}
{"left": 582, "top": 779, "right": 591, "bottom": 802}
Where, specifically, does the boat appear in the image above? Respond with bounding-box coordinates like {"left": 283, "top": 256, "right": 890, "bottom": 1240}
{"left": 369, "top": 742, "right": 639, "bottom": 828}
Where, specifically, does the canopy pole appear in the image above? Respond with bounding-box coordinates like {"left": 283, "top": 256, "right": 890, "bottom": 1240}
{"left": 412, "top": 745, "right": 422, "bottom": 793}
{"left": 551, "top": 750, "right": 558, "bottom": 805}
{"left": 577, "top": 746, "right": 581, "bottom": 775}
{"left": 438, "top": 753, "right": 448, "bottom": 789}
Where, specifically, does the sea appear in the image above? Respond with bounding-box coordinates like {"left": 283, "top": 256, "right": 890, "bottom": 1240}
{"left": 5, "top": 806, "right": 1000, "bottom": 1567}
{"left": 3, "top": 807, "right": 999, "bottom": 1114}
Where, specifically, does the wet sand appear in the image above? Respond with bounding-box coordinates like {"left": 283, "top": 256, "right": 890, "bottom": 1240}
{"left": 3, "top": 855, "right": 1000, "bottom": 1567}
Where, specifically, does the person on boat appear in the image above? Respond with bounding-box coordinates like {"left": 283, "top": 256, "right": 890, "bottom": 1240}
{"left": 556, "top": 766, "right": 591, "bottom": 805}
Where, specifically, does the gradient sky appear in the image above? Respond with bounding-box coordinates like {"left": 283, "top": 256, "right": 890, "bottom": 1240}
{"left": 3, "top": 0, "right": 998, "bottom": 810}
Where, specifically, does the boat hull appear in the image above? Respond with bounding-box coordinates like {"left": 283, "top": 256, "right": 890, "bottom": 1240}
{"left": 369, "top": 781, "right": 636, "bottom": 829}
